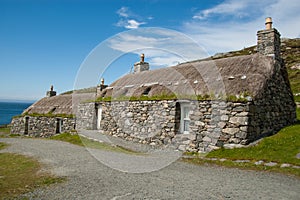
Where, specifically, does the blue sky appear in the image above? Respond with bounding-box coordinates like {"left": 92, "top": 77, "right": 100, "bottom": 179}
{"left": 1, "top": 0, "right": 299, "bottom": 101}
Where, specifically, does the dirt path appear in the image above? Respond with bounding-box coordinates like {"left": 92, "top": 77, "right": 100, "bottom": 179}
{"left": 1, "top": 137, "right": 299, "bottom": 200}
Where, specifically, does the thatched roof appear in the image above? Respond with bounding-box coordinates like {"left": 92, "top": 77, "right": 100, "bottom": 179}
{"left": 99, "top": 54, "right": 273, "bottom": 99}
{"left": 24, "top": 93, "right": 95, "bottom": 115}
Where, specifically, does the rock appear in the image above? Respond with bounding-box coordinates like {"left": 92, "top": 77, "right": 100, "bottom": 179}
{"left": 218, "top": 122, "right": 226, "bottom": 128}
{"left": 254, "top": 160, "right": 264, "bottom": 165}
{"left": 195, "top": 121, "right": 205, "bottom": 126}
{"left": 239, "top": 126, "right": 248, "bottom": 132}
{"left": 236, "top": 112, "right": 249, "bottom": 116}
{"left": 178, "top": 145, "right": 186, "bottom": 151}
{"left": 222, "top": 128, "right": 239, "bottom": 135}
{"left": 126, "top": 112, "right": 133, "bottom": 118}
{"left": 202, "top": 136, "right": 212, "bottom": 142}
{"left": 280, "top": 163, "right": 291, "bottom": 168}
{"left": 223, "top": 143, "right": 244, "bottom": 149}
{"left": 291, "top": 63, "right": 300, "bottom": 70}
{"left": 236, "top": 131, "right": 247, "bottom": 139}
{"left": 220, "top": 115, "right": 229, "bottom": 121}
{"left": 229, "top": 117, "right": 248, "bottom": 125}
{"left": 233, "top": 160, "right": 250, "bottom": 163}
{"left": 264, "top": 162, "right": 277, "bottom": 167}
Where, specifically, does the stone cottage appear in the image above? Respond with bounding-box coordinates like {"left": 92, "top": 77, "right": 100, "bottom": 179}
{"left": 10, "top": 86, "right": 93, "bottom": 137}
{"left": 76, "top": 18, "right": 296, "bottom": 152}
{"left": 11, "top": 18, "right": 296, "bottom": 152}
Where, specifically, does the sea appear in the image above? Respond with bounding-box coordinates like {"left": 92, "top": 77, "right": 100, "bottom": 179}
{"left": 0, "top": 102, "right": 33, "bottom": 126}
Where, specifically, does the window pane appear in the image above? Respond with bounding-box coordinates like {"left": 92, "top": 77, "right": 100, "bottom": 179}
{"left": 184, "top": 120, "right": 189, "bottom": 132}
{"left": 183, "top": 107, "right": 190, "bottom": 118}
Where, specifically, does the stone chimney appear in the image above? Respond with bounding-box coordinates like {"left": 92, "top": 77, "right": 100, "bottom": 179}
{"left": 133, "top": 53, "right": 149, "bottom": 73}
{"left": 257, "top": 17, "right": 281, "bottom": 61}
{"left": 46, "top": 85, "right": 56, "bottom": 97}
{"left": 98, "top": 78, "right": 108, "bottom": 91}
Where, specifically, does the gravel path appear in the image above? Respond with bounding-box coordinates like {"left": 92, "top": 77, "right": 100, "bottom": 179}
{"left": 1, "top": 137, "right": 299, "bottom": 200}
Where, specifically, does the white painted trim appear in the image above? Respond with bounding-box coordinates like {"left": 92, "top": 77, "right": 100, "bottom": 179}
{"left": 180, "top": 102, "right": 191, "bottom": 134}
{"left": 97, "top": 105, "right": 102, "bottom": 130}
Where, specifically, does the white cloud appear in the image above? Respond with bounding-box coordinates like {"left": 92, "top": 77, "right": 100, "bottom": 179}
{"left": 117, "top": 7, "right": 129, "bottom": 18}
{"left": 193, "top": 0, "right": 248, "bottom": 20}
{"left": 108, "top": 28, "right": 209, "bottom": 67}
{"left": 186, "top": 0, "right": 300, "bottom": 54}
{"left": 125, "top": 20, "right": 145, "bottom": 29}
{"left": 116, "top": 6, "right": 146, "bottom": 29}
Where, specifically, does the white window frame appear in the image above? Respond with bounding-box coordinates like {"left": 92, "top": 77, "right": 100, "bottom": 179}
{"left": 180, "top": 103, "right": 191, "bottom": 134}
{"left": 96, "top": 105, "right": 102, "bottom": 130}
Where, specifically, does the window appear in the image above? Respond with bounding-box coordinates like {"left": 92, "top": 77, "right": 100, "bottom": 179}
{"left": 180, "top": 103, "right": 191, "bottom": 134}
{"left": 96, "top": 104, "right": 102, "bottom": 130}
{"left": 142, "top": 87, "right": 151, "bottom": 96}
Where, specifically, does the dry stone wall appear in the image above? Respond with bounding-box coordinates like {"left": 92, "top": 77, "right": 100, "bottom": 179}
{"left": 10, "top": 116, "right": 75, "bottom": 137}
{"left": 99, "top": 100, "right": 177, "bottom": 146}
{"left": 248, "top": 61, "right": 296, "bottom": 141}
{"left": 77, "top": 100, "right": 256, "bottom": 152}
{"left": 76, "top": 102, "right": 96, "bottom": 130}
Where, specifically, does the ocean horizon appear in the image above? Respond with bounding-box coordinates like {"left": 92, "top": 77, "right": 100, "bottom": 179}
{"left": 0, "top": 101, "right": 33, "bottom": 126}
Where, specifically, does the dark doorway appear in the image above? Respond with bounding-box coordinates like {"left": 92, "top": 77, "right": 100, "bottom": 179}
{"left": 175, "top": 102, "right": 181, "bottom": 134}
{"left": 56, "top": 118, "right": 62, "bottom": 133}
{"left": 24, "top": 117, "right": 29, "bottom": 135}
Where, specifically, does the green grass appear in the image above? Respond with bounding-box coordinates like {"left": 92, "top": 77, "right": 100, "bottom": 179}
{"left": 50, "top": 132, "right": 140, "bottom": 155}
{"left": 0, "top": 143, "right": 65, "bottom": 199}
{"left": 50, "top": 132, "right": 84, "bottom": 146}
{"left": 0, "top": 125, "right": 10, "bottom": 134}
{"left": 0, "top": 142, "right": 8, "bottom": 150}
{"left": 207, "top": 123, "right": 300, "bottom": 165}
{"left": 14, "top": 112, "right": 75, "bottom": 119}
{"left": 184, "top": 107, "right": 300, "bottom": 177}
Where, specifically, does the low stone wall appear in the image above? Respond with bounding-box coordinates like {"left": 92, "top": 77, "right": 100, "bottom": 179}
{"left": 11, "top": 116, "right": 75, "bottom": 137}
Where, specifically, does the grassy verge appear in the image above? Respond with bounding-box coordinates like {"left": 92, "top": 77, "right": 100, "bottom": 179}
{"left": 0, "top": 142, "right": 65, "bottom": 199}
{"left": 50, "top": 132, "right": 140, "bottom": 155}
{"left": 184, "top": 107, "right": 300, "bottom": 177}
{"left": 0, "top": 125, "right": 10, "bottom": 134}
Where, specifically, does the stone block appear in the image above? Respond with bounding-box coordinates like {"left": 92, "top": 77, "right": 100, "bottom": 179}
{"left": 222, "top": 128, "right": 239, "bottom": 135}
{"left": 229, "top": 117, "right": 248, "bottom": 125}
{"left": 220, "top": 115, "right": 229, "bottom": 121}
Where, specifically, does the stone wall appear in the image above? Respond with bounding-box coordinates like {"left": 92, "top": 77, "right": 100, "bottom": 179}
{"left": 76, "top": 102, "right": 96, "bottom": 130}
{"left": 75, "top": 100, "right": 255, "bottom": 152}
{"left": 248, "top": 61, "right": 296, "bottom": 141}
{"left": 10, "top": 116, "right": 75, "bottom": 137}
{"left": 99, "top": 100, "right": 177, "bottom": 145}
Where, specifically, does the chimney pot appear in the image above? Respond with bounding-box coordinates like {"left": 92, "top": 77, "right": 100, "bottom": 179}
{"left": 265, "top": 17, "right": 273, "bottom": 30}
{"left": 140, "top": 53, "right": 145, "bottom": 63}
